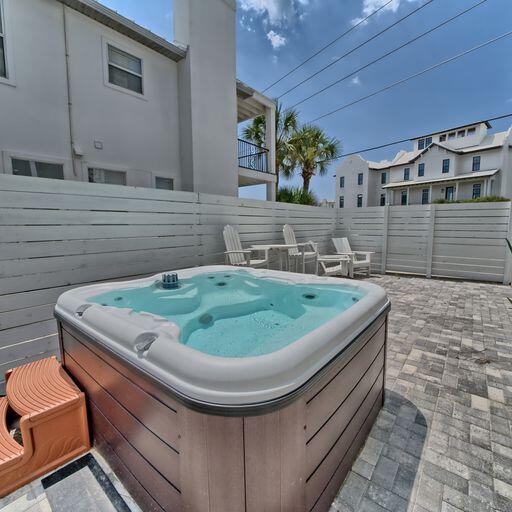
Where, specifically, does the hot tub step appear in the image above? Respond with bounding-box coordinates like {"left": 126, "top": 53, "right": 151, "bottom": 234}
{"left": 0, "top": 357, "right": 90, "bottom": 498}
{"left": 0, "top": 397, "right": 24, "bottom": 468}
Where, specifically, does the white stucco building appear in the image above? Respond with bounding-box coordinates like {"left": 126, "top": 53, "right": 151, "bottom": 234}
{"left": 336, "top": 120, "right": 512, "bottom": 208}
{"left": 0, "top": 0, "right": 277, "bottom": 199}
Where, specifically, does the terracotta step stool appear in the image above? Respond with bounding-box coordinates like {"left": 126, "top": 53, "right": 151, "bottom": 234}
{"left": 0, "top": 356, "right": 90, "bottom": 497}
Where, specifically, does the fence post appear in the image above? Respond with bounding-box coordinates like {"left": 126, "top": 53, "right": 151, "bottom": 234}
{"left": 381, "top": 206, "right": 389, "bottom": 274}
{"left": 426, "top": 204, "right": 436, "bottom": 279}
{"left": 503, "top": 203, "right": 512, "bottom": 285}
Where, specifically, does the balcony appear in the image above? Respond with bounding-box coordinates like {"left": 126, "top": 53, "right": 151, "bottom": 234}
{"left": 238, "top": 139, "right": 269, "bottom": 173}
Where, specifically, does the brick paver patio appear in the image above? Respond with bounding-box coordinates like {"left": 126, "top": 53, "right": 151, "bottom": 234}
{"left": 332, "top": 275, "right": 512, "bottom": 512}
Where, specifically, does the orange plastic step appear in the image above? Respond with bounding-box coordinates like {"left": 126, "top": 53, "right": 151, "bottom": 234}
{"left": 0, "top": 356, "right": 90, "bottom": 498}
{"left": 0, "top": 397, "right": 23, "bottom": 468}
{"left": 6, "top": 357, "right": 80, "bottom": 417}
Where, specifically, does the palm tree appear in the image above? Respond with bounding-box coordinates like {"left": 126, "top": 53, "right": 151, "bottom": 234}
{"left": 277, "top": 186, "right": 318, "bottom": 206}
{"left": 242, "top": 101, "right": 298, "bottom": 195}
{"left": 288, "top": 125, "right": 341, "bottom": 192}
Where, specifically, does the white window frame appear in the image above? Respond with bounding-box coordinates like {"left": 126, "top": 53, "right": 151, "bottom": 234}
{"left": 102, "top": 37, "right": 146, "bottom": 100}
{"left": 7, "top": 152, "right": 67, "bottom": 179}
{"left": 0, "top": 0, "right": 15, "bottom": 87}
{"left": 154, "top": 176, "right": 174, "bottom": 190}
{"left": 88, "top": 167, "right": 127, "bottom": 186}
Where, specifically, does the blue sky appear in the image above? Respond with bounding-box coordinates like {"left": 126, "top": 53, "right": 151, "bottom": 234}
{"left": 99, "top": 0, "right": 512, "bottom": 201}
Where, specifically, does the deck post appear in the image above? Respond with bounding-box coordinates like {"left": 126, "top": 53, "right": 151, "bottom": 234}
{"left": 381, "top": 205, "right": 389, "bottom": 275}
{"left": 426, "top": 204, "right": 436, "bottom": 279}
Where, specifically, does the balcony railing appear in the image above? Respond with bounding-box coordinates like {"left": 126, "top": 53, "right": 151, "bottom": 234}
{"left": 238, "top": 139, "right": 270, "bottom": 173}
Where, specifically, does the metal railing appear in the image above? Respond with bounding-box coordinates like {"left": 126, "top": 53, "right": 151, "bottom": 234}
{"left": 238, "top": 139, "right": 270, "bottom": 173}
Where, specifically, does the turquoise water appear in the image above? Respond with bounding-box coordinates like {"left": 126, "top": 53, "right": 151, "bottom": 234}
{"left": 88, "top": 271, "right": 366, "bottom": 358}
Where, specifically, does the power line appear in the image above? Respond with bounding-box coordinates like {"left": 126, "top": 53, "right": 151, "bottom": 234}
{"left": 277, "top": 0, "right": 436, "bottom": 99}
{"left": 290, "top": 0, "right": 489, "bottom": 109}
{"left": 325, "top": 113, "right": 512, "bottom": 167}
{"left": 309, "top": 30, "right": 512, "bottom": 124}
{"left": 262, "top": 0, "right": 396, "bottom": 93}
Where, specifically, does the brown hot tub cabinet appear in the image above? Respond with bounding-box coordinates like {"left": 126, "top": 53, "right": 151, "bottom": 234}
{"left": 58, "top": 310, "right": 387, "bottom": 512}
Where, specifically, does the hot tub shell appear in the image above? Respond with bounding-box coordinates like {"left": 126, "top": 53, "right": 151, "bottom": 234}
{"left": 56, "top": 266, "right": 389, "bottom": 512}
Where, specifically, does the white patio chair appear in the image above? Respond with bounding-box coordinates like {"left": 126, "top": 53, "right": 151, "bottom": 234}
{"left": 283, "top": 224, "right": 318, "bottom": 273}
{"left": 317, "top": 255, "right": 350, "bottom": 277}
{"left": 223, "top": 225, "right": 269, "bottom": 268}
{"left": 332, "top": 237, "right": 373, "bottom": 277}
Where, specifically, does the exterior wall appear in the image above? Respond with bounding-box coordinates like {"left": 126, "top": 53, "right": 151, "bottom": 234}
{"left": 174, "top": 0, "right": 238, "bottom": 197}
{"left": 335, "top": 155, "right": 371, "bottom": 208}
{"left": 0, "top": 0, "right": 73, "bottom": 176}
{"left": 0, "top": 0, "right": 243, "bottom": 197}
{"left": 66, "top": 8, "right": 182, "bottom": 188}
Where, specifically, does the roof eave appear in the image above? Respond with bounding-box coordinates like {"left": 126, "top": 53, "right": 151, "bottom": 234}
{"left": 57, "top": 0, "right": 187, "bottom": 62}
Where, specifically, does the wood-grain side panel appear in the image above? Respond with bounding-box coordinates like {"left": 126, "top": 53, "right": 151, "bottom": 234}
{"left": 303, "top": 316, "right": 385, "bottom": 403}
{"left": 306, "top": 372, "right": 384, "bottom": 510}
{"left": 62, "top": 328, "right": 180, "bottom": 450}
{"left": 94, "top": 428, "right": 164, "bottom": 512}
{"left": 90, "top": 402, "right": 182, "bottom": 512}
{"left": 306, "top": 323, "right": 385, "bottom": 438}
{"left": 65, "top": 351, "right": 181, "bottom": 489}
{"left": 61, "top": 324, "right": 180, "bottom": 414}
{"left": 310, "top": 391, "right": 383, "bottom": 512}
{"left": 244, "top": 399, "right": 307, "bottom": 512}
{"left": 306, "top": 347, "right": 384, "bottom": 476}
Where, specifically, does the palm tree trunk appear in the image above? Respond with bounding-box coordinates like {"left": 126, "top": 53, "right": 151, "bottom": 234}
{"left": 302, "top": 171, "right": 311, "bottom": 192}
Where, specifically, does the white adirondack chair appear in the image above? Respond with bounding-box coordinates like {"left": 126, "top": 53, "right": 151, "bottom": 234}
{"left": 223, "top": 225, "right": 269, "bottom": 268}
{"left": 317, "top": 255, "right": 350, "bottom": 277}
{"left": 332, "top": 237, "right": 373, "bottom": 277}
{"left": 283, "top": 224, "right": 318, "bottom": 273}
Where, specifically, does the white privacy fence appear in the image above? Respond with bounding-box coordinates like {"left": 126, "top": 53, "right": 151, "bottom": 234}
{"left": 0, "top": 174, "right": 511, "bottom": 391}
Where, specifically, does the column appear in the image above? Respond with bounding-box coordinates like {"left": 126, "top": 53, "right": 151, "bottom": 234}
{"left": 266, "top": 181, "right": 276, "bottom": 202}
{"left": 454, "top": 181, "right": 459, "bottom": 201}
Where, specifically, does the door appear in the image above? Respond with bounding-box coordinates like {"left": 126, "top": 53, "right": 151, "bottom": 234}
{"left": 445, "top": 186, "right": 454, "bottom": 201}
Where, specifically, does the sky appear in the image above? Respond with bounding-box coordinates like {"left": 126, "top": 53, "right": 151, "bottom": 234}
{"left": 98, "top": 0, "right": 512, "bottom": 201}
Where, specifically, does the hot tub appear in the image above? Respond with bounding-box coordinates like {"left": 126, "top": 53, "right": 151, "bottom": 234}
{"left": 56, "top": 266, "right": 390, "bottom": 512}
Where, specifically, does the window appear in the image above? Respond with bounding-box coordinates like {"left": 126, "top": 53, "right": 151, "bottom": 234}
{"left": 0, "top": 2, "right": 6, "bottom": 78}
{"left": 472, "top": 183, "right": 481, "bottom": 199}
{"left": 357, "top": 173, "right": 363, "bottom": 186}
{"left": 445, "top": 186, "right": 454, "bottom": 201}
{"left": 457, "top": 130, "right": 465, "bottom": 138}
{"left": 381, "top": 172, "right": 387, "bottom": 185}
{"left": 418, "top": 163, "right": 425, "bottom": 177}
{"left": 403, "top": 168, "right": 410, "bottom": 181}
{"left": 425, "top": 137, "right": 432, "bottom": 147}
{"left": 472, "top": 156, "right": 481, "bottom": 172}
{"left": 339, "top": 176, "right": 345, "bottom": 188}
{"left": 88, "top": 168, "right": 126, "bottom": 185}
{"left": 422, "top": 188, "right": 429, "bottom": 205}
{"left": 401, "top": 190, "right": 407, "bottom": 206}
{"left": 442, "top": 159, "right": 450, "bottom": 173}
{"left": 439, "top": 134, "right": 447, "bottom": 142}
{"left": 107, "top": 44, "right": 143, "bottom": 94}
{"left": 357, "top": 194, "right": 363, "bottom": 208}
{"left": 339, "top": 196, "right": 344, "bottom": 208}
{"left": 448, "top": 132, "right": 456, "bottom": 140}
{"left": 12, "top": 158, "right": 64, "bottom": 179}
{"left": 467, "top": 127, "right": 476, "bottom": 135}
{"left": 155, "top": 177, "right": 174, "bottom": 190}
{"left": 380, "top": 194, "right": 386, "bottom": 207}
{"left": 418, "top": 139, "right": 425, "bottom": 150}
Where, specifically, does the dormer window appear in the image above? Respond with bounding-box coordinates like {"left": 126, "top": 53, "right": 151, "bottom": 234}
{"left": 439, "top": 134, "right": 447, "bottom": 142}
{"left": 418, "top": 139, "right": 425, "bottom": 150}
{"left": 467, "top": 127, "right": 476, "bottom": 135}
{"left": 425, "top": 137, "right": 432, "bottom": 147}
{"left": 457, "top": 130, "right": 465, "bottom": 138}
{"left": 448, "top": 132, "right": 456, "bottom": 140}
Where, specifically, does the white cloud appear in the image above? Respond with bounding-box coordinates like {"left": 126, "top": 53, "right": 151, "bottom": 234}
{"left": 350, "top": 75, "right": 361, "bottom": 86}
{"left": 239, "top": 0, "right": 310, "bottom": 27}
{"left": 351, "top": 0, "right": 418, "bottom": 26}
{"left": 267, "top": 30, "right": 287, "bottom": 48}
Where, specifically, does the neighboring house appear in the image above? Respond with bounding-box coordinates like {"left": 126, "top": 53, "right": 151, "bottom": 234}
{"left": 319, "top": 199, "right": 335, "bottom": 208}
{"left": 336, "top": 120, "right": 512, "bottom": 207}
{"left": 0, "top": 0, "right": 277, "bottom": 200}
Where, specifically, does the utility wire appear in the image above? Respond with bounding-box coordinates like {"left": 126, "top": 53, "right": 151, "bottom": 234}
{"left": 277, "top": 0, "right": 436, "bottom": 99}
{"left": 290, "top": 0, "right": 489, "bottom": 109}
{"left": 309, "top": 30, "right": 512, "bottom": 124}
{"left": 323, "top": 113, "right": 512, "bottom": 168}
{"left": 262, "top": 0, "right": 396, "bottom": 93}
